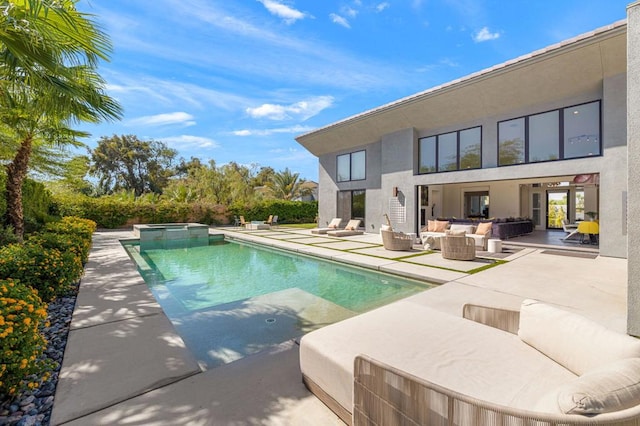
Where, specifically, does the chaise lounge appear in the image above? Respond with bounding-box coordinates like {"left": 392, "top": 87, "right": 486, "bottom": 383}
{"left": 300, "top": 298, "right": 640, "bottom": 425}
{"left": 311, "top": 218, "right": 342, "bottom": 234}
{"left": 327, "top": 220, "right": 363, "bottom": 237}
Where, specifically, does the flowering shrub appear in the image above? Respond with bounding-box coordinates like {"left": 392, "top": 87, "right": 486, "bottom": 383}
{"left": 42, "top": 216, "right": 96, "bottom": 263}
{"left": 0, "top": 279, "right": 52, "bottom": 398}
{"left": 44, "top": 216, "right": 96, "bottom": 240}
{"left": 0, "top": 242, "right": 82, "bottom": 302}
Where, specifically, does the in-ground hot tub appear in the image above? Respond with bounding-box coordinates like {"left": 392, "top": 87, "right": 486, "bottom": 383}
{"left": 133, "top": 223, "right": 209, "bottom": 247}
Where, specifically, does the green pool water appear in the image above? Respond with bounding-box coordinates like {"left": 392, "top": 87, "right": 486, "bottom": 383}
{"left": 123, "top": 236, "right": 434, "bottom": 368}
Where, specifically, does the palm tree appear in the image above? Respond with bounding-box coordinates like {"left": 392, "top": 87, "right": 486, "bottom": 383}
{"left": 267, "top": 168, "right": 310, "bottom": 200}
{"left": 0, "top": 1, "right": 122, "bottom": 238}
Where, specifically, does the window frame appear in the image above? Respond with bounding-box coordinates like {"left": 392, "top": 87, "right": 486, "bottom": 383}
{"left": 336, "top": 150, "right": 366, "bottom": 182}
{"left": 497, "top": 100, "right": 601, "bottom": 167}
{"left": 418, "top": 125, "right": 482, "bottom": 175}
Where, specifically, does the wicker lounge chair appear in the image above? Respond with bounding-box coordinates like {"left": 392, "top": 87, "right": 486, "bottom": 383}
{"left": 381, "top": 229, "right": 413, "bottom": 251}
{"left": 301, "top": 299, "right": 640, "bottom": 426}
{"left": 327, "top": 220, "right": 363, "bottom": 237}
{"left": 311, "top": 218, "right": 342, "bottom": 234}
{"left": 441, "top": 234, "right": 476, "bottom": 260}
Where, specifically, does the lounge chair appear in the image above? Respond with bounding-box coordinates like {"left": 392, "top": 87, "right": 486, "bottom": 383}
{"left": 265, "top": 215, "right": 273, "bottom": 225}
{"left": 381, "top": 229, "right": 413, "bottom": 251}
{"left": 561, "top": 218, "right": 580, "bottom": 241}
{"left": 327, "top": 220, "right": 363, "bottom": 237}
{"left": 441, "top": 233, "right": 476, "bottom": 260}
{"left": 381, "top": 214, "right": 413, "bottom": 251}
{"left": 271, "top": 215, "right": 278, "bottom": 228}
{"left": 311, "top": 218, "right": 343, "bottom": 234}
{"left": 239, "top": 215, "right": 247, "bottom": 228}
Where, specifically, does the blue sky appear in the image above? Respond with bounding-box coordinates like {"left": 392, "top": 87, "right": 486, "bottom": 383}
{"left": 77, "top": 0, "right": 630, "bottom": 182}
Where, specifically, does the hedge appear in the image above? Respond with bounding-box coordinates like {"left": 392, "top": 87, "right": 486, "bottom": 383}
{"left": 54, "top": 193, "right": 318, "bottom": 228}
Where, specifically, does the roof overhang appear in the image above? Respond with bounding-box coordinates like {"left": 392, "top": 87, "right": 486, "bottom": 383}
{"left": 296, "top": 20, "right": 627, "bottom": 157}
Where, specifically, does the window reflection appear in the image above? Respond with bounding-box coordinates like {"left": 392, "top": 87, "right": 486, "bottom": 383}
{"left": 498, "top": 118, "right": 525, "bottom": 166}
{"left": 564, "top": 102, "right": 600, "bottom": 159}
{"left": 529, "top": 111, "right": 559, "bottom": 162}
{"left": 438, "top": 132, "right": 457, "bottom": 171}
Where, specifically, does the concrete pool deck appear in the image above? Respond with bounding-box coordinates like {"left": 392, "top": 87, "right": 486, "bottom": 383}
{"left": 50, "top": 227, "right": 628, "bottom": 425}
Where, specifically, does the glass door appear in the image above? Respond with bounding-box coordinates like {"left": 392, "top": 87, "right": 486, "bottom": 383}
{"left": 546, "top": 190, "right": 569, "bottom": 229}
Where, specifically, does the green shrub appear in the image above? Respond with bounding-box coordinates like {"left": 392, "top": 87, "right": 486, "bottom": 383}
{"left": 54, "top": 193, "right": 230, "bottom": 228}
{"left": 0, "top": 225, "right": 19, "bottom": 247}
{"left": 0, "top": 279, "right": 52, "bottom": 398}
{"left": 232, "top": 200, "right": 317, "bottom": 224}
{"left": 0, "top": 242, "right": 82, "bottom": 302}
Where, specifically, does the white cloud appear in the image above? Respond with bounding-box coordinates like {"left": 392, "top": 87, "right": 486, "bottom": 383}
{"left": 246, "top": 96, "right": 333, "bottom": 121}
{"left": 473, "top": 26, "right": 500, "bottom": 42}
{"left": 231, "top": 124, "right": 315, "bottom": 137}
{"left": 376, "top": 3, "right": 390, "bottom": 12}
{"left": 128, "top": 112, "right": 196, "bottom": 127}
{"left": 159, "top": 135, "right": 219, "bottom": 149}
{"left": 257, "top": 0, "right": 307, "bottom": 24}
{"left": 343, "top": 7, "right": 358, "bottom": 18}
{"left": 329, "top": 13, "right": 351, "bottom": 29}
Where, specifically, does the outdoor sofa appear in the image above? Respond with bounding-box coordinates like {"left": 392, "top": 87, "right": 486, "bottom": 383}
{"left": 420, "top": 220, "right": 493, "bottom": 250}
{"left": 300, "top": 298, "right": 640, "bottom": 425}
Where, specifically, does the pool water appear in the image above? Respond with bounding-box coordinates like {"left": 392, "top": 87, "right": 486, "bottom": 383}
{"left": 123, "top": 236, "right": 433, "bottom": 369}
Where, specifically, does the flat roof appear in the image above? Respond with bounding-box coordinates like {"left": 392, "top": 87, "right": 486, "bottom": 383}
{"left": 296, "top": 19, "right": 627, "bottom": 157}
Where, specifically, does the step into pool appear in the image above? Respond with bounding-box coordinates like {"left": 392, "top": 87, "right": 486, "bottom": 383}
{"left": 123, "top": 235, "right": 435, "bottom": 369}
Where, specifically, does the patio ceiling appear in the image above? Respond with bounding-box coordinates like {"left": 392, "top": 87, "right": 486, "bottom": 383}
{"left": 296, "top": 22, "right": 627, "bottom": 157}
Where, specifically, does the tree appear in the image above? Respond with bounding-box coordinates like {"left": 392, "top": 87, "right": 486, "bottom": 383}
{"left": 90, "top": 135, "right": 177, "bottom": 196}
{"left": 1, "top": 0, "right": 122, "bottom": 238}
{"left": 266, "top": 168, "right": 310, "bottom": 200}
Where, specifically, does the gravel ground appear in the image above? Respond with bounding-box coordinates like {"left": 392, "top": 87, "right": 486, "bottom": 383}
{"left": 0, "top": 282, "right": 79, "bottom": 426}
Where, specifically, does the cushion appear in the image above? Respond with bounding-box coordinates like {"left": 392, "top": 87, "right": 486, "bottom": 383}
{"left": 434, "top": 220, "right": 449, "bottom": 232}
{"left": 327, "top": 218, "right": 342, "bottom": 229}
{"left": 445, "top": 229, "right": 466, "bottom": 237}
{"left": 558, "top": 358, "right": 640, "bottom": 414}
{"left": 427, "top": 220, "right": 437, "bottom": 232}
{"left": 518, "top": 299, "right": 640, "bottom": 375}
{"left": 475, "top": 222, "right": 493, "bottom": 235}
{"left": 450, "top": 224, "right": 475, "bottom": 234}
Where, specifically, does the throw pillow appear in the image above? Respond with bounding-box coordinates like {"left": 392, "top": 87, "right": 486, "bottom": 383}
{"left": 427, "top": 220, "right": 437, "bottom": 232}
{"left": 434, "top": 220, "right": 449, "bottom": 232}
{"left": 475, "top": 222, "right": 493, "bottom": 235}
{"left": 445, "top": 229, "right": 466, "bottom": 237}
{"left": 556, "top": 358, "right": 640, "bottom": 414}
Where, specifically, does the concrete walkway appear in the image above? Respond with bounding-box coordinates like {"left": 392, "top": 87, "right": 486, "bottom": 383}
{"left": 50, "top": 227, "right": 628, "bottom": 425}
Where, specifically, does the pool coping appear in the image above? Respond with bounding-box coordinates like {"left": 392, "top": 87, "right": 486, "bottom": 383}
{"left": 50, "top": 227, "right": 628, "bottom": 425}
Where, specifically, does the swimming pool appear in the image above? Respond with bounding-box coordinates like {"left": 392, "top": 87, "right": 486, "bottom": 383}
{"left": 123, "top": 236, "right": 434, "bottom": 369}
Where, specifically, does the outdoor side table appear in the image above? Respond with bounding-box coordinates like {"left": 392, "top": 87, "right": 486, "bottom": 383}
{"left": 488, "top": 238, "right": 502, "bottom": 253}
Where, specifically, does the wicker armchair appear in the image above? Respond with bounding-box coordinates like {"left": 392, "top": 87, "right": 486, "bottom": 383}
{"left": 441, "top": 235, "right": 476, "bottom": 260}
{"left": 381, "top": 229, "right": 413, "bottom": 251}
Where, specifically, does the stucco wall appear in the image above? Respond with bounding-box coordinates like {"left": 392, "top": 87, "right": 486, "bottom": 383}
{"left": 317, "top": 140, "right": 382, "bottom": 228}
{"left": 627, "top": 1, "right": 640, "bottom": 337}
{"left": 599, "top": 73, "right": 628, "bottom": 258}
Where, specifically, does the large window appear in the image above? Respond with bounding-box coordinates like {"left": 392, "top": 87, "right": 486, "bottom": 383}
{"left": 419, "top": 126, "right": 482, "bottom": 174}
{"left": 337, "top": 150, "right": 366, "bottom": 182}
{"left": 498, "top": 100, "right": 600, "bottom": 166}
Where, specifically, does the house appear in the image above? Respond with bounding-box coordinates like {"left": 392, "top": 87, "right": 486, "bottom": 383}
{"left": 297, "top": 2, "right": 640, "bottom": 337}
{"left": 296, "top": 19, "right": 628, "bottom": 259}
